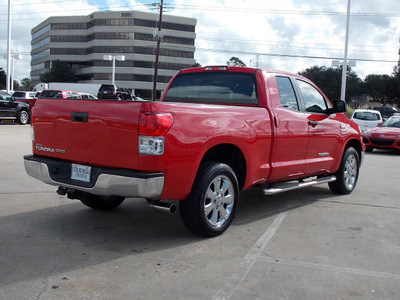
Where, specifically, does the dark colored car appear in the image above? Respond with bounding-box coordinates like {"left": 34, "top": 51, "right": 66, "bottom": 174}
{"left": 0, "top": 91, "right": 31, "bottom": 125}
{"left": 372, "top": 106, "right": 398, "bottom": 120}
{"left": 97, "top": 84, "right": 132, "bottom": 100}
{"left": 38, "top": 90, "right": 81, "bottom": 99}
{"left": 12, "top": 91, "right": 38, "bottom": 110}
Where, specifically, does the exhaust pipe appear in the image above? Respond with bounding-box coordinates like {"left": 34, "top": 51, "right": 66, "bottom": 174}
{"left": 148, "top": 201, "right": 177, "bottom": 215}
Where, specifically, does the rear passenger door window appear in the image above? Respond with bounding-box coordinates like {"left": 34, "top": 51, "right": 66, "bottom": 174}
{"left": 276, "top": 76, "right": 299, "bottom": 111}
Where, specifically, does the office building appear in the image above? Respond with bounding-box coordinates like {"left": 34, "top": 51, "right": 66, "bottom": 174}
{"left": 31, "top": 10, "right": 197, "bottom": 98}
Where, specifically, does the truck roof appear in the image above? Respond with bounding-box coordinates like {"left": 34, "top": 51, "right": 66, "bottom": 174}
{"left": 178, "top": 65, "right": 298, "bottom": 77}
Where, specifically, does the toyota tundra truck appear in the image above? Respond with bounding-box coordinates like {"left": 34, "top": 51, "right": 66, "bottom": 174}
{"left": 24, "top": 66, "right": 364, "bottom": 236}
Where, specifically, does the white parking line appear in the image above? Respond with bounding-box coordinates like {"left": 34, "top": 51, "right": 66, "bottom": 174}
{"left": 212, "top": 212, "right": 288, "bottom": 300}
{"left": 259, "top": 256, "right": 400, "bottom": 280}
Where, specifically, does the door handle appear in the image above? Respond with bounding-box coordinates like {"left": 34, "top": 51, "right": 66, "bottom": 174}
{"left": 71, "top": 112, "right": 88, "bottom": 122}
{"left": 308, "top": 120, "right": 318, "bottom": 126}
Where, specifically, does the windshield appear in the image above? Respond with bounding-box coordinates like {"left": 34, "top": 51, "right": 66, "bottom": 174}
{"left": 353, "top": 112, "right": 380, "bottom": 121}
{"left": 163, "top": 72, "right": 258, "bottom": 105}
{"left": 382, "top": 117, "right": 400, "bottom": 128}
{"left": 39, "top": 90, "right": 62, "bottom": 98}
{"left": 12, "top": 92, "right": 25, "bottom": 97}
{"left": 99, "top": 85, "right": 115, "bottom": 92}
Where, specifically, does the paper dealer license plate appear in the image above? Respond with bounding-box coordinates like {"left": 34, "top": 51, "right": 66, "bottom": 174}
{"left": 71, "top": 163, "right": 91, "bottom": 182}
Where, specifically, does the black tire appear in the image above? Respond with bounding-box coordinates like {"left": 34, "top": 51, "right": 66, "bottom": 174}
{"left": 180, "top": 162, "right": 239, "bottom": 237}
{"left": 17, "top": 110, "right": 30, "bottom": 125}
{"left": 329, "top": 147, "right": 359, "bottom": 194}
{"left": 80, "top": 193, "right": 125, "bottom": 210}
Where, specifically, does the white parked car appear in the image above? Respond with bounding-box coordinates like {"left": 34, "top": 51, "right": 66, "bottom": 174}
{"left": 78, "top": 92, "right": 98, "bottom": 100}
{"left": 350, "top": 109, "right": 383, "bottom": 133}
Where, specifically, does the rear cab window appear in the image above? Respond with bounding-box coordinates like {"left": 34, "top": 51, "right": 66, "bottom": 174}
{"left": 163, "top": 72, "right": 258, "bottom": 105}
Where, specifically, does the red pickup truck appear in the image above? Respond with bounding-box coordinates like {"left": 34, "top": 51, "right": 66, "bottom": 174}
{"left": 24, "top": 66, "right": 364, "bottom": 236}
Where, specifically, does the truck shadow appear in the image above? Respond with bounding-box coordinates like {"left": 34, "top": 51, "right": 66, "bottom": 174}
{"left": 0, "top": 185, "right": 339, "bottom": 287}
{"left": 236, "top": 185, "right": 338, "bottom": 225}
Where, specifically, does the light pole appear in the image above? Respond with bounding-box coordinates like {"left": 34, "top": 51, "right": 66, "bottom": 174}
{"left": 6, "top": 0, "right": 12, "bottom": 93}
{"left": 340, "top": 0, "right": 351, "bottom": 101}
{"left": 103, "top": 54, "right": 125, "bottom": 85}
{"left": 3, "top": 53, "right": 22, "bottom": 92}
{"left": 152, "top": 0, "right": 164, "bottom": 101}
{"left": 11, "top": 54, "right": 22, "bottom": 91}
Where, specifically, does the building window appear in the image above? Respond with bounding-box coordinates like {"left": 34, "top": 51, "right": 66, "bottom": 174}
{"left": 51, "top": 35, "right": 87, "bottom": 43}
{"left": 89, "top": 19, "right": 133, "bottom": 27}
{"left": 135, "top": 33, "right": 194, "bottom": 46}
{"left": 32, "top": 37, "right": 50, "bottom": 50}
{"left": 134, "top": 19, "right": 195, "bottom": 32}
{"left": 51, "top": 23, "right": 87, "bottom": 30}
{"left": 32, "top": 49, "right": 50, "bottom": 61}
{"left": 31, "top": 63, "right": 45, "bottom": 71}
{"left": 50, "top": 48, "right": 86, "bottom": 55}
{"left": 87, "top": 32, "right": 134, "bottom": 41}
{"left": 32, "top": 24, "right": 51, "bottom": 40}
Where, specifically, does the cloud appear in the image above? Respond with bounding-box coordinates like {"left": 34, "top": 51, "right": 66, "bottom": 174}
{"left": 0, "top": 0, "right": 399, "bottom": 86}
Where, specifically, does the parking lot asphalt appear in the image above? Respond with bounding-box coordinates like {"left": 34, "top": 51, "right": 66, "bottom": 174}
{"left": 1, "top": 123, "right": 400, "bottom": 300}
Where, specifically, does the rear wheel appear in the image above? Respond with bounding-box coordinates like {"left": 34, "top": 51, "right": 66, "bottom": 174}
{"left": 180, "top": 162, "right": 239, "bottom": 237}
{"left": 329, "top": 147, "right": 359, "bottom": 194}
{"left": 80, "top": 193, "right": 125, "bottom": 210}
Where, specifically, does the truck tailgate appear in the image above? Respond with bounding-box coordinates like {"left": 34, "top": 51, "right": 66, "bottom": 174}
{"left": 32, "top": 99, "right": 142, "bottom": 170}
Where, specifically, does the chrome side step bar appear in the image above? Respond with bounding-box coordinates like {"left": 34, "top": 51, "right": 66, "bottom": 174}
{"left": 263, "top": 175, "right": 336, "bottom": 195}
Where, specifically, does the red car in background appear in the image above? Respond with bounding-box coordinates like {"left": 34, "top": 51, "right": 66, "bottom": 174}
{"left": 362, "top": 115, "right": 400, "bottom": 152}
{"left": 38, "top": 90, "right": 81, "bottom": 99}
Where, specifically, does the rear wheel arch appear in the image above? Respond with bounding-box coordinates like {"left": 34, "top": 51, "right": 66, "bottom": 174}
{"left": 200, "top": 143, "right": 246, "bottom": 190}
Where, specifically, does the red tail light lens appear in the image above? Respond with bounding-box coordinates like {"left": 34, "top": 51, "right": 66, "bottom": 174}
{"left": 139, "top": 112, "right": 173, "bottom": 136}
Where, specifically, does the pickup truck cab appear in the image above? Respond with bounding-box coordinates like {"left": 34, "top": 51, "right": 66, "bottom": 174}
{"left": 24, "top": 66, "right": 364, "bottom": 236}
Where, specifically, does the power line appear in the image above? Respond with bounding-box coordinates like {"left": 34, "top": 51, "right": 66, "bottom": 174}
{"left": 1, "top": 2, "right": 400, "bottom": 18}
{"left": 193, "top": 46, "right": 399, "bottom": 64}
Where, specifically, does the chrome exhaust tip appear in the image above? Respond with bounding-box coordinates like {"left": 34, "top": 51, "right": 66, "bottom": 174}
{"left": 148, "top": 201, "right": 177, "bottom": 215}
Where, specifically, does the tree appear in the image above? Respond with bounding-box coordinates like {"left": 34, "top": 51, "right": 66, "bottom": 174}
{"left": 299, "top": 65, "right": 364, "bottom": 102}
{"left": 364, "top": 74, "right": 390, "bottom": 102}
{"left": 192, "top": 61, "right": 201, "bottom": 67}
{"left": 386, "top": 66, "right": 400, "bottom": 105}
{"left": 0, "top": 67, "right": 6, "bottom": 90}
{"left": 226, "top": 57, "right": 246, "bottom": 67}
{"left": 20, "top": 78, "right": 31, "bottom": 91}
{"left": 40, "top": 60, "right": 76, "bottom": 83}
{"left": 13, "top": 80, "right": 20, "bottom": 91}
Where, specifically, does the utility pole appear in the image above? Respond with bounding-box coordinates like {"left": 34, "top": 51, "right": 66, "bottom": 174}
{"left": 152, "top": 0, "right": 163, "bottom": 101}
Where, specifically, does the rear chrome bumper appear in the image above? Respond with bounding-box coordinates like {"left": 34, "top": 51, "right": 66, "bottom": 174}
{"left": 24, "top": 155, "right": 164, "bottom": 200}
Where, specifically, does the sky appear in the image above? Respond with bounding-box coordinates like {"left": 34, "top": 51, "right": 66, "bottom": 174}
{"left": 0, "top": 0, "right": 399, "bottom": 84}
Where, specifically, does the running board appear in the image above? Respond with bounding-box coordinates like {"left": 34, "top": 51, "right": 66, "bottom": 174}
{"left": 263, "top": 175, "right": 336, "bottom": 195}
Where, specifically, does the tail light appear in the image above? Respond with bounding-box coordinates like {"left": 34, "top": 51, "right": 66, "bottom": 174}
{"left": 139, "top": 112, "right": 173, "bottom": 136}
{"left": 138, "top": 112, "right": 173, "bottom": 155}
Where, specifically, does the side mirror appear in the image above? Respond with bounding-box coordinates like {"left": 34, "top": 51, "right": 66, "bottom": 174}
{"left": 327, "top": 99, "right": 346, "bottom": 114}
